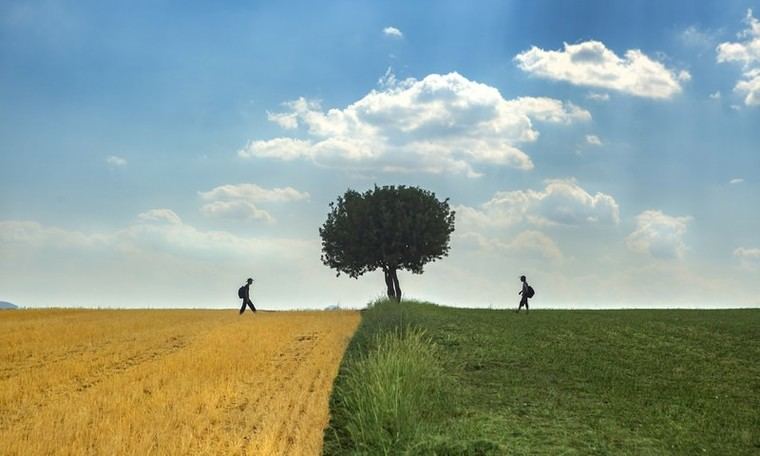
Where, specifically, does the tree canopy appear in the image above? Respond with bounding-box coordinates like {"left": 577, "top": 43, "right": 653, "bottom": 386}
{"left": 319, "top": 185, "right": 455, "bottom": 301}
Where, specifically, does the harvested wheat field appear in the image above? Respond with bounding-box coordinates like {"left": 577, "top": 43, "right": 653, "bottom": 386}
{"left": 0, "top": 309, "right": 360, "bottom": 455}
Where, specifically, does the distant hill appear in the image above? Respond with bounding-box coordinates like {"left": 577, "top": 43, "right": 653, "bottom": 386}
{"left": 0, "top": 301, "right": 18, "bottom": 309}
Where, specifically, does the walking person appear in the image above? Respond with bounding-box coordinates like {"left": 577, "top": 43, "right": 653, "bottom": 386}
{"left": 516, "top": 275, "right": 534, "bottom": 313}
{"left": 238, "top": 278, "right": 256, "bottom": 314}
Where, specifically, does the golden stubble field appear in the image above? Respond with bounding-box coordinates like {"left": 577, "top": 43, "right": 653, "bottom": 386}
{"left": 0, "top": 308, "right": 360, "bottom": 455}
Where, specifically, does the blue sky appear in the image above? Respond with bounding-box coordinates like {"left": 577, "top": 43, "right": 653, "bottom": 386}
{"left": 1, "top": 0, "right": 759, "bottom": 308}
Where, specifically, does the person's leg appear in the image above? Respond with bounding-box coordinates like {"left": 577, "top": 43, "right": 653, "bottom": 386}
{"left": 246, "top": 298, "right": 256, "bottom": 312}
{"left": 239, "top": 300, "right": 246, "bottom": 314}
{"left": 525, "top": 300, "right": 529, "bottom": 313}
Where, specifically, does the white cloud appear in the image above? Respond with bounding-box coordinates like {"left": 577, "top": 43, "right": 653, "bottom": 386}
{"left": 199, "top": 183, "right": 309, "bottom": 203}
{"left": 626, "top": 210, "right": 692, "bottom": 259}
{"left": 717, "top": 10, "right": 760, "bottom": 106}
{"left": 239, "top": 137, "right": 312, "bottom": 161}
{"left": 515, "top": 40, "right": 689, "bottom": 99}
{"left": 585, "top": 134, "right": 602, "bottom": 146}
{"left": 716, "top": 10, "right": 760, "bottom": 65}
{"left": 240, "top": 72, "right": 590, "bottom": 177}
{"left": 198, "top": 183, "right": 309, "bottom": 222}
{"left": 459, "top": 230, "right": 563, "bottom": 261}
{"left": 508, "top": 96, "right": 591, "bottom": 123}
{"left": 586, "top": 92, "right": 610, "bottom": 101}
{"left": 383, "top": 26, "right": 403, "bottom": 39}
{"left": 734, "top": 247, "right": 760, "bottom": 269}
{"left": 266, "top": 111, "right": 298, "bottom": 129}
{"left": 106, "top": 155, "right": 127, "bottom": 167}
{"left": 199, "top": 201, "right": 274, "bottom": 223}
{"left": 264, "top": 98, "right": 321, "bottom": 130}
{"left": 137, "top": 209, "right": 182, "bottom": 225}
{"left": 457, "top": 178, "right": 620, "bottom": 229}
{"left": 730, "top": 177, "right": 744, "bottom": 184}
{"left": 709, "top": 91, "right": 721, "bottom": 99}
{"left": 734, "top": 69, "right": 760, "bottom": 106}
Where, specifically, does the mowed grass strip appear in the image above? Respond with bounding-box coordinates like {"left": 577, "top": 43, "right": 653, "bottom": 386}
{"left": 323, "top": 300, "right": 760, "bottom": 455}
{"left": 0, "top": 309, "right": 360, "bottom": 455}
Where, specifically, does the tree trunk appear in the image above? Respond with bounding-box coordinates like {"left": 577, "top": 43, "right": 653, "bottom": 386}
{"left": 390, "top": 268, "right": 402, "bottom": 302}
{"left": 384, "top": 268, "right": 395, "bottom": 300}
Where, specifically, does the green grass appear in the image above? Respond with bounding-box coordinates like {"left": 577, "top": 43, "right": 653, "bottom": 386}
{"left": 323, "top": 300, "right": 760, "bottom": 455}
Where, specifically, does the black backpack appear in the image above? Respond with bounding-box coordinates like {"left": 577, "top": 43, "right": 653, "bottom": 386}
{"left": 237, "top": 286, "right": 246, "bottom": 299}
{"left": 526, "top": 285, "right": 535, "bottom": 298}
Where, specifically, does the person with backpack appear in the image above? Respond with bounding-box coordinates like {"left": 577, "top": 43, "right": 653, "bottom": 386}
{"left": 516, "top": 275, "right": 534, "bottom": 313}
{"left": 238, "top": 278, "right": 256, "bottom": 314}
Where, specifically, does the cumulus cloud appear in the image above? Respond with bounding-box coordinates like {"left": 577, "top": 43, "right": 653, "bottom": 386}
{"left": 239, "top": 72, "right": 590, "bottom": 177}
{"left": 199, "top": 183, "right": 309, "bottom": 203}
{"left": 198, "top": 183, "right": 309, "bottom": 222}
{"left": 514, "top": 40, "right": 689, "bottom": 99}
{"left": 716, "top": 10, "right": 760, "bottom": 65}
{"left": 709, "top": 91, "right": 721, "bottom": 99}
{"left": 734, "top": 69, "right": 760, "bottom": 106}
{"left": 585, "top": 134, "right": 602, "bottom": 146}
{"left": 729, "top": 177, "right": 744, "bottom": 184}
{"left": 457, "top": 179, "right": 620, "bottom": 229}
{"left": 717, "top": 10, "right": 760, "bottom": 106}
{"left": 734, "top": 247, "right": 760, "bottom": 269}
{"left": 240, "top": 138, "right": 312, "bottom": 160}
{"left": 626, "top": 210, "right": 692, "bottom": 259}
{"left": 106, "top": 155, "right": 127, "bottom": 167}
{"left": 383, "top": 26, "right": 403, "bottom": 38}
{"left": 199, "top": 201, "right": 274, "bottom": 223}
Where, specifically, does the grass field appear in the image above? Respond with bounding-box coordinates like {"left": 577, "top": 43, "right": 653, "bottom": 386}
{"left": 325, "top": 300, "right": 760, "bottom": 455}
{"left": 0, "top": 308, "right": 359, "bottom": 455}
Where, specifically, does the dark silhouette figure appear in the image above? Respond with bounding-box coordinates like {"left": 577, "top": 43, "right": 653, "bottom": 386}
{"left": 239, "top": 278, "right": 256, "bottom": 314}
{"left": 516, "top": 275, "right": 530, "bottom": 313}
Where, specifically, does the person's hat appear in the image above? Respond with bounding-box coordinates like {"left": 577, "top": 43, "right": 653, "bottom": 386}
{"left": 247, "top": 277, "right": 254, "bottom": 282}
{"left": 519, "top": 275, "right": 526, "bottom": 280}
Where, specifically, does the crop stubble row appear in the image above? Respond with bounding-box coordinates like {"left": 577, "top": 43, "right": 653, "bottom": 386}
{"left": 0, "top": 309, "right": 360, "bottom": 455}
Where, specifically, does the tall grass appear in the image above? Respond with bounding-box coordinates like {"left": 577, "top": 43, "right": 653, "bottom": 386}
{"left": 323, "top": 299, "right": 463, "bottom": 455}
{"left": 330, "top": 327, "right": 445, "bottom": 454}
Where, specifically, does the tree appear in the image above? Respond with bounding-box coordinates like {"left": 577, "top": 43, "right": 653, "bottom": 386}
{"left": 319, "top": 185, "right": 455, "bottom": 301}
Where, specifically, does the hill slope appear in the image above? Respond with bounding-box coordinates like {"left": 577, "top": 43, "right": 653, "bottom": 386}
{"left": 324, "top": 300, "right": 760, "bottom": 455}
